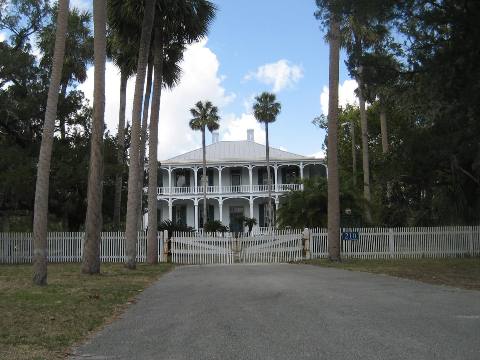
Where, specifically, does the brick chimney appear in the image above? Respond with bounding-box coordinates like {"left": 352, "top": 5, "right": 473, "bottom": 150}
{"left": 212, "top": 131, "right": 219, "bottom": 143}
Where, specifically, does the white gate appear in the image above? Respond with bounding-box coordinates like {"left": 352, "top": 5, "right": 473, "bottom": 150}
{"left": 171, "top": 230, "right": 304, "bottom": 265}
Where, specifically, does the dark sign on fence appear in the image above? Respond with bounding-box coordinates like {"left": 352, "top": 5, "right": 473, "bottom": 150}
{"left": 341, "top": 231, "right": 359, "bottom": 241}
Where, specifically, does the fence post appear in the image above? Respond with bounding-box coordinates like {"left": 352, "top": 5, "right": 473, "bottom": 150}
{"left": 303, "top": 228, "right": 311, "bottom": 260}
{"left": 163, "top": 230, "right": 169, "bottom": 261}
{"left": 468, "top": 226, "right": 474, "bottom": 257}
{"left": 388, "top": 228, "right": 395, "bottom": 258}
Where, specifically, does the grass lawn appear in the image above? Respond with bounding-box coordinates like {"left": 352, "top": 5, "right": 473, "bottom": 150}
{"left": 304, "top": 257, "right": 480, "bottom": 291}
{"left": 0, "top": 262, "right": 173, "bottom": 360}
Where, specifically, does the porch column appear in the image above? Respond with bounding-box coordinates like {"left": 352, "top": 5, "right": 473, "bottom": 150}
{"left": 274, "top": 164, "right": 278, "bottom": 192}
{"left": 194, "top": 198, "right": 199, "bottom": 230}
{"left": 168, "top": 166, "right": 172, "bottom": 194}
{"left": 300, "top": 163, "right": 304, "bottom": 190}
{"left": 249, "top": 196, "right": 254, "bottom": 218}
{"left": 219, "top": 198, "right": 223, "bottom": 223}
{"left": 168, "top": 199, "right": 173, "bottom": 221}
{"left": 249, "top": 165, "right": 253, "bottom": 193}
{"left": 218, "top": 167, "right": 223, "bottom": 193}
{"left": 274, "top": 197, "right": 279, "bottom": 225}
{"left": 193, "top": 167, "right": 198, "bottom": 194}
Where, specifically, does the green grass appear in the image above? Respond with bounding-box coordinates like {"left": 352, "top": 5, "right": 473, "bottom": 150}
{"left": 304, "top": 257, "right": 480, "bottom": 290}
{"left": 0, "top": 263, "right": 174, "bottom": 360}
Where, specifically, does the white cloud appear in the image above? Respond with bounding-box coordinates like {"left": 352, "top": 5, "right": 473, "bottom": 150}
{"left": 242, "top": 94, "right": 256, "bottom": 113}
{"left": 244, "top": 59, "right": 303, "bottom": 92}
{"left": 78, "top": 62, "right": 136, "bottom": 137}
{"left": 0, "top": 32, "right": 5, "bottom": 42}
{"left": 221, "top": 113, "right": 265, "bottom": 144}
{"left": 78, "top": 38, "right": 236, "bottom": 160}
{"left": 320, "top": 79, "right": 359, "bottom": 115}
{"left": 310, "top": 150, "right": 325, "bottom": 159}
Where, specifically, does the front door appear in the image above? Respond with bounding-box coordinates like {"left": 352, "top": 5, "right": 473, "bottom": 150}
{"left": 229, "top": 206, "right": 244, "bottom": 233}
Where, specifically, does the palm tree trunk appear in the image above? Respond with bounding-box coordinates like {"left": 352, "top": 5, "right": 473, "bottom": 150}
{"left": 113, "top": 70, "right": 128, "bottom": 229}
{"left": 82, "top": 0, "right": 106, "bottom": 275}
{"left": 380, "top": 108, "right": 388, "bottom": 154}
{"left": 137, "top": 56, "right": 154, "bottom": 230}
{"left": 147, "top": 24, "right": 163, "bottom": 264}
{"left": 327, "top": 16, "right": 341, "bottom": 261}
{"left": 202, "top": 127, "right": 207, "bottom": 227}
{"left": 32, "top": 0, "right": 69, "bottom": 286}
{"left": 265, "top": 121, "right": 272, "bottom": 228}
{"left": 351, "top": 118, "right": 357, "bottom": 187}
{"left": 357, "top": 74, "right": 372, "bottom": 223}
{"left": 60, "top": 83, "right": 68, "bottom": 140}
{"left": 124, "top": 0, "right": 155, "bottom": 269}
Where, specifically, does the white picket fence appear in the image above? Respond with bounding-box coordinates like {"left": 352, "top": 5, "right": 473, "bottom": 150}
{"left": 0, "top": 231, "right": 166, "bottom": 264}
{"left": 2, "top": 226, "right": 479, "bottom": 265}
{"left": 310, "top": 226, "right": 480, "bottom": 259}
{"left": 171, "top": 229, "right": 304, "bottom": 264}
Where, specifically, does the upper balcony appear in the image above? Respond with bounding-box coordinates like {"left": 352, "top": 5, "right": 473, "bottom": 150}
{"left": 157, "top": 184, "right": 303, "bottom": 196}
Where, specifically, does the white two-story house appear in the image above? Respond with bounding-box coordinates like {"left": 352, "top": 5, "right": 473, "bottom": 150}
{"left": 153, "top": 129, "right": 326, "bottom": 231}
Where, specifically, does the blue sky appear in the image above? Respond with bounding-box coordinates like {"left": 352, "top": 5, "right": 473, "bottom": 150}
{"left": 65, "top": 1, "right": 358, "bottom": 158}
{"left": 205, "top": 0, "right": 351, "bottom": 157}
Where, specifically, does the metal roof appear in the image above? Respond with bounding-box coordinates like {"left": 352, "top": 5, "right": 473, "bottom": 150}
{"left": 162, "top": 140, "right": 317, "bottom": 164}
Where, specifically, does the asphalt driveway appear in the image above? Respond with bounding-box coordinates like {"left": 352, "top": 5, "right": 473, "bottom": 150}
{"left": 71, "top": 264, "right": 480, "bottom": 360}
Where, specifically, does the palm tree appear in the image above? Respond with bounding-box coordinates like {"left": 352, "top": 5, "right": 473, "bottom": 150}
{"left": 110, "top": 0, "right": 216, "bottom": 268}
{"left": 146, "top": 38, "right": 183, "bottom": 264}
{"left": 107, "top": 33, "right": 138, "bottom": 229}
{"left": 123, "top": 0, "right": 156, "bottom": 269}
{"left": 326, "top": 15, "right": 341, "bottom": 261}
{"left": 138, "top": 55, "right": 153, "bottom": 230}
{"left": 82, "top": 0, "right": 107, "bottom": 274}
{"left": 350, "top": 115, "right": 357, "bottom": 187}
{"left": 32, "top": 0, "right": 70, "bottom": 286}
{"left": 38, "top": 5, "right": 93, "bottom": 140}
{"left": 146, "top": 0, "right": 215, "bottom": 263}
{"left": 356, "top": 65, "right": 372, "bottom": 222}
{"left": 380, "top": 107, "right": 388, "bottom": 154}
{"left": 189, "top": 101, "right": 220, "bottom": 227}
{"left": 242, "top": 216, "right": 257, "bottom": 234}
{"left": 252, "top": 92, "right": 281, "bottom": 228}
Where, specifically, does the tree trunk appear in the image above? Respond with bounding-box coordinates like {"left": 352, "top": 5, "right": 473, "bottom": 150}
{"left": 380, "top": 108, "right": 389, "bottom": 154}
{"left": 357, "top": 73, "right": 372, "bottom": 223}
{"left": 82, "top": 0, "right": 106, "bottom": 275}
{"left": 60, "top": 82, "right": 68, "bottom": 140}
{"left": 147, "top": 25, "right": 163, "bottom": 264}
{"left": 113, "top": 70, "right": 128, "bottom": 229}
{"left": 327, "top": 16, "right": 341, "bottom": 261}
{"left": 32, "top": 0, "right": 69, "bottom": 286}
{"left": 124, "top": 0, "right": 156, "bottom": 269}
{"left": 202, "top": 127, "right": 207, "bottom": 227}
{"left": 137, "top": 56, "right": 154, "bottom": 230}
{"left": 351, "top": 118, "right": 357, "bottom": 187}
{"left": 265, "top": 121, "right": 272, "bottom": 228}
